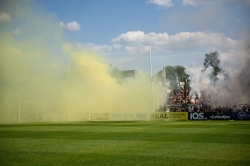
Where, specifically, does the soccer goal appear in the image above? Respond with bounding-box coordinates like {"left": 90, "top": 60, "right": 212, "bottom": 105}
{"left": 68, "top": 50, "right": 156, "bottom": 119}
{"left": 110, "top": 50, "right": 156, "bottom": 113}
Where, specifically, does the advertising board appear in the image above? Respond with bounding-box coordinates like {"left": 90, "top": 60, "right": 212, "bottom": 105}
{"left": 232, "top": 112, "right": 250, "bottom": 120}
{"left": 189, "top": 112, "right": 231, "bottom": 120}
{"left": 150, "top": 112, "right": 188, "bottom": 120}
{"left": 207, "top": 112, "right": 231, "bottom": 120}
{"left": 110, "top": 113, "right": 148, "bottom": 121}
{"left": 189, "top": 112, "right": 207, "bottom": 120}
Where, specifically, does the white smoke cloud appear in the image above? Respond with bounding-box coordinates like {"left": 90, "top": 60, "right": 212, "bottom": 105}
{"left": 0, "top": 12, "right": 11, "bottom": 23}
{"left": 147, "top": 0, "right": 174, "bottom": 7}
{"left": 188, "top": 44, "right": 250, "bottom": 107}
{"left": 185, "top": 63, "right": 203, "bottom": 77}
{"left": 60, "top": 21, "right": 80, "bottom": 31}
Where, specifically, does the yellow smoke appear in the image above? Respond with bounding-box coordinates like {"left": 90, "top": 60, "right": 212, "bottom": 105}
{"left": 65, "top": 49, "right": 160, "bottom": 118}
{"left": 0, "top": 1, "right": 164, "bottom": 122}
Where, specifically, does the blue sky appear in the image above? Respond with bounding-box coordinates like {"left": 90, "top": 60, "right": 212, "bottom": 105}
{"left": 1, "top": 0, "right": 250, "bottom": 75}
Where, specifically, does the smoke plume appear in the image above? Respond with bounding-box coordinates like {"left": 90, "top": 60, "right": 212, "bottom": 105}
{"left": 0, "top": 1, "right": 163, "bottom": 123}
{"left": 189, "top": 34, "right": 250, "bottom": 107}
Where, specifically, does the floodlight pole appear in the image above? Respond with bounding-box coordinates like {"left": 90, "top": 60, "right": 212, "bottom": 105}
{"left": 18, "top": 102, "right": 20, "bottom": 122}
{"left": 149, "top": 49, "right": 155, "bottom": 112}
{"left": 68, "top": 56, "right": 71, "bottom": 121}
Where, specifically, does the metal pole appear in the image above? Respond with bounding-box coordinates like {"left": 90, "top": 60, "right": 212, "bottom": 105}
{"left": 149, "top": 49, "right": 155, "bottom": 112}
{"left": 18, "top": 102, "right": 20, "bottom": 122}
{"left": 69, "top": 56, "right": 71, "bottom": 121}
{"left": 69, "top": 100, "right": 71, "bottom": 121}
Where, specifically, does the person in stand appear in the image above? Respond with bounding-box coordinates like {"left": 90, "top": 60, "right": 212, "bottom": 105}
{"left": 188, "top": 106, "right": 192, "bottom": 112}
{"left": 242, "top": 105, "right": 246, "bottom": 112}
{"left": 194, "top": 106, "right": 198, "bottom": 112}
{"left": 232, "top": 105, "right": 237, "bottom": 112}
{"left": 246, "top": 103, "right": 249, "bottom": 112}
{"left": 164, "top": 105, "right": 167, "bottom": 112}
{"left": 209, "top": 106, "right": 213, "bottom": 112}
{"left": 217, "top": 106, "right": 222, "bottom": 112}
{"left": 197, "top": 104, "right": 201, "bottom": 112}
{"left": 222, "top": 106, "right": 226, "bottom": 112}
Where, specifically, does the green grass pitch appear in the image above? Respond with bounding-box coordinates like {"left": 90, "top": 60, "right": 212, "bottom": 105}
{"left": 0, "top": 120, "right": 250, "bottom": 166}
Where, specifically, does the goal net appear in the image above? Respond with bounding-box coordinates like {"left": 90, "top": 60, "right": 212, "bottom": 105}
{"left": 16, "top": 50, "right": 156, "bottom": 122}
{"left": 111, "top": 51, "right": 152, "bottom": 82}
{"left": 66, "top": 50, "right": 155, "bottom": 119}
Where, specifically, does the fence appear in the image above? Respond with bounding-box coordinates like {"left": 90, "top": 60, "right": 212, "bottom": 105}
{"left": 1, "top": 112, "right": 250, "bottom": 123}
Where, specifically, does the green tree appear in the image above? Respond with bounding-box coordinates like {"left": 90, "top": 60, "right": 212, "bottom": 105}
{"left": 201, "top": 51, "right": 222, "bottom": 82}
